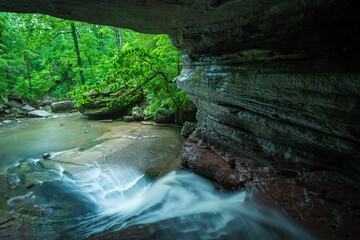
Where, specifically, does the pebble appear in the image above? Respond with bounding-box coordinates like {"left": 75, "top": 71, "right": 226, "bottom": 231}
{"left": 24, "top": 191, "right": 33, "bottom": 198}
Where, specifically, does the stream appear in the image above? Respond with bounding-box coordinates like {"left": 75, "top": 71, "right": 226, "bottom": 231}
{"left": 0, "top": 114, "right": 315, "bottom": 239}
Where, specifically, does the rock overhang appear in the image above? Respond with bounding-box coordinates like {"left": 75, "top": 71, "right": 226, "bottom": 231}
{"left": 1, "top": 1, "right": 360, "bottom": 239}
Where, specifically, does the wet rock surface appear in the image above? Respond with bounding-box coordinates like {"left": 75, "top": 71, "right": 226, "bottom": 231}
{"left": 181, "top": 132, "right": 360, "bottom": 240}
{"left": 0, "top": 94, "right": 43, "bottom": 121}
{"left": 28, "top": 110, "right": 51, "bottom": 118}
{"left": 2, "top": 1, "right": 359, "bottom": 239}
{"left": 0, "top": 118, "right": 183, "bottom": 239}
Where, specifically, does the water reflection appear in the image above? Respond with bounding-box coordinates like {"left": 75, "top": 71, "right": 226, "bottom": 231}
{"left": 0, "top": 114, "right": 108, "bottom": 170}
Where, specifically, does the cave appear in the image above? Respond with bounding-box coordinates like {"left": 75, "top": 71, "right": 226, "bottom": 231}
{"left": 1, "top": 1, "right": 359, "bottom": 239}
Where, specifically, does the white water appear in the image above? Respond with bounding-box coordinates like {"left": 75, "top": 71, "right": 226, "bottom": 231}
{"left": 5, "top": 162, "right": 313, "bottom": 239}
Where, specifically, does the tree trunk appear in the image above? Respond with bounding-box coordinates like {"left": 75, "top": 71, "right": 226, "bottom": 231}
{"left": 100, "top": 32, "right": 105, "bottom": 53}
{"left": 70, "top": 22, "right": 85, "bottom": 84}
{"left": 0, "top": 30, "right": 11, "bottom": 86}
{"left": 177, "top": 51, "right": 181, "bottom": 76}
{"left": 23, "top": 50, "right": 32, "bottom": 92}
{"left": 0, "top": 30, "right": 3, "bottom": 53}
{"left": 116, "top": 28, "right": 123, "bottom": 50}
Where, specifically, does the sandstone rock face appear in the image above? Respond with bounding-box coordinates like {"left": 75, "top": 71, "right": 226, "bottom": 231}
{"left": 181, "top": 132, "right": 360, "bottom": 240}
{"left": 2, "top": 1, "right": 359, "bottom": 239}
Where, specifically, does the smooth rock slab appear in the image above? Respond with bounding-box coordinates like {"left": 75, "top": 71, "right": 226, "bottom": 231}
{"left": 51, "top": 101, "right": 75, "bottom": 112}
{"left": 28, "top": 110, "right": 51, "bottom": 118}
{"left": 22, "top": 105, "right": 36, "bottom": 111}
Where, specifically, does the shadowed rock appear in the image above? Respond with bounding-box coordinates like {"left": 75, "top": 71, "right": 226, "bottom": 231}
{"left": 1, "top": 1, "right": 359, "bottom": 239}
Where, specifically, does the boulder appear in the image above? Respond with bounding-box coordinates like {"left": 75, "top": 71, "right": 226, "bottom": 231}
{"left": 0, "top": 105, "right": 4, "bottom": 113}
{"left": 40, "top": 95, "right": 57, "bottom": 106}
{"left": 7, "top": 94, "right": 39, "bottom": 108}
{"left": 123, "top": 116, "right": 133, "bottom": 122}
{"left": 28, "top": 110, "right": 51, "bottom": 118}
{"left": 154, "top": 109, "right": 174, "bottom": 123}
{"left": 5, "top": 100, "right": 24, "bottom": 110}
{"left": 5, "top": 113, "right": 19, "bottom": 119}
{"left": 132, "top": 107, "right": 144, "bottom": 121}
{"left": 8, "top": 108, "right": 23, "bottom": 114}
{"left": 51, "top": 101, "right": 75, "bottom": 112}
{"left": 79, "top": 90, "right": 143, "bottom": 117}
{"left": 22, "top": 105, "right": 36, "bottom": 111}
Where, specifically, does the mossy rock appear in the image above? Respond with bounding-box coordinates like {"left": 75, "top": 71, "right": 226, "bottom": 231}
{"left": 154, "top": 108, "right": 175, "bottom": 123}
{"left": 79, "top": 89, "right": 143, "bottom": 116}
{"left": 181, "top": 121, "right": 197, "bottom": 138}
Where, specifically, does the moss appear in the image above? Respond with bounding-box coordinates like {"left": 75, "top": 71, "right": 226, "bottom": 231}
{"left": 192, "top": 69, "right": 204, "bottom": 84}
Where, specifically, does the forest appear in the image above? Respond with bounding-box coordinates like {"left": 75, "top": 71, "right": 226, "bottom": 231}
{"left": 0, "top": 12, "right": 194, "bottom": 120}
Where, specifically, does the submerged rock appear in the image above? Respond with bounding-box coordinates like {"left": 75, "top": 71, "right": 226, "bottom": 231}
{"left": 51, "top": 101, "right": 75, "bottom": 112}
{"left": 28, "top": 110, "right": 51, "bottom": 118}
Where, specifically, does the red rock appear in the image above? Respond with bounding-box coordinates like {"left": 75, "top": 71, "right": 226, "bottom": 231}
{"left": 181, "top": 132, "right": 360, "bottom": 240}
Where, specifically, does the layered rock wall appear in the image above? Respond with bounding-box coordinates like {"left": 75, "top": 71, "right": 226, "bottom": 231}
{"left": 178, "top": 51, "right": 360, "bottom": 178}
{"left": 1, "top": 0, "right": 360, "bottom": 239}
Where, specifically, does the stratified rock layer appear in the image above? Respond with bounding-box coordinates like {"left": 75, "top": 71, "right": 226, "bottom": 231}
{"left": 181, "top": 132, "right": 360, "bottom": 240}
{"left": 178, "top": 53, "right": 360, "bottom": 178}
{"left": 1, "top": 1, "right": 359, "bottom": 239}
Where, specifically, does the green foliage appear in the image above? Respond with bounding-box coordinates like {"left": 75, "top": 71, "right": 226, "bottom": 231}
{"left": 72, "top": 34, "right": 193, "bottom": 119}
{"left": 0, "top": 12, "right": 194, "bottom": 118}
{"left": 181, "top": 121, "right": 197, "bottom": 137}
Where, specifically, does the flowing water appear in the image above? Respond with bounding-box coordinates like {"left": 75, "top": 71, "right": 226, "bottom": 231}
{"left": 0, "top": 115, "right": 315, "bottom": 239}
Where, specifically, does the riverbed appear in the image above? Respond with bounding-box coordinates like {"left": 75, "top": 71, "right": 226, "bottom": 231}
{"left": 0, "top": 114, "right": 315, "bottom": 239}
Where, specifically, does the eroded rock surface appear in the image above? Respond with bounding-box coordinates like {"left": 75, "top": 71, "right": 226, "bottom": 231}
{"left": 1, "top": 1, "right": 359, "bottom": 239}
{"left": 181, "top": 132, "right": 360, "bottom": 240}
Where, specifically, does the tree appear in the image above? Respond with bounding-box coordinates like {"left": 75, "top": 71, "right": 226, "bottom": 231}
{"left": 0, "top": 12, "right": 194, "bottom": 118}
{"left": 70, "top": 22, "right": 85, "bottom": 84}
